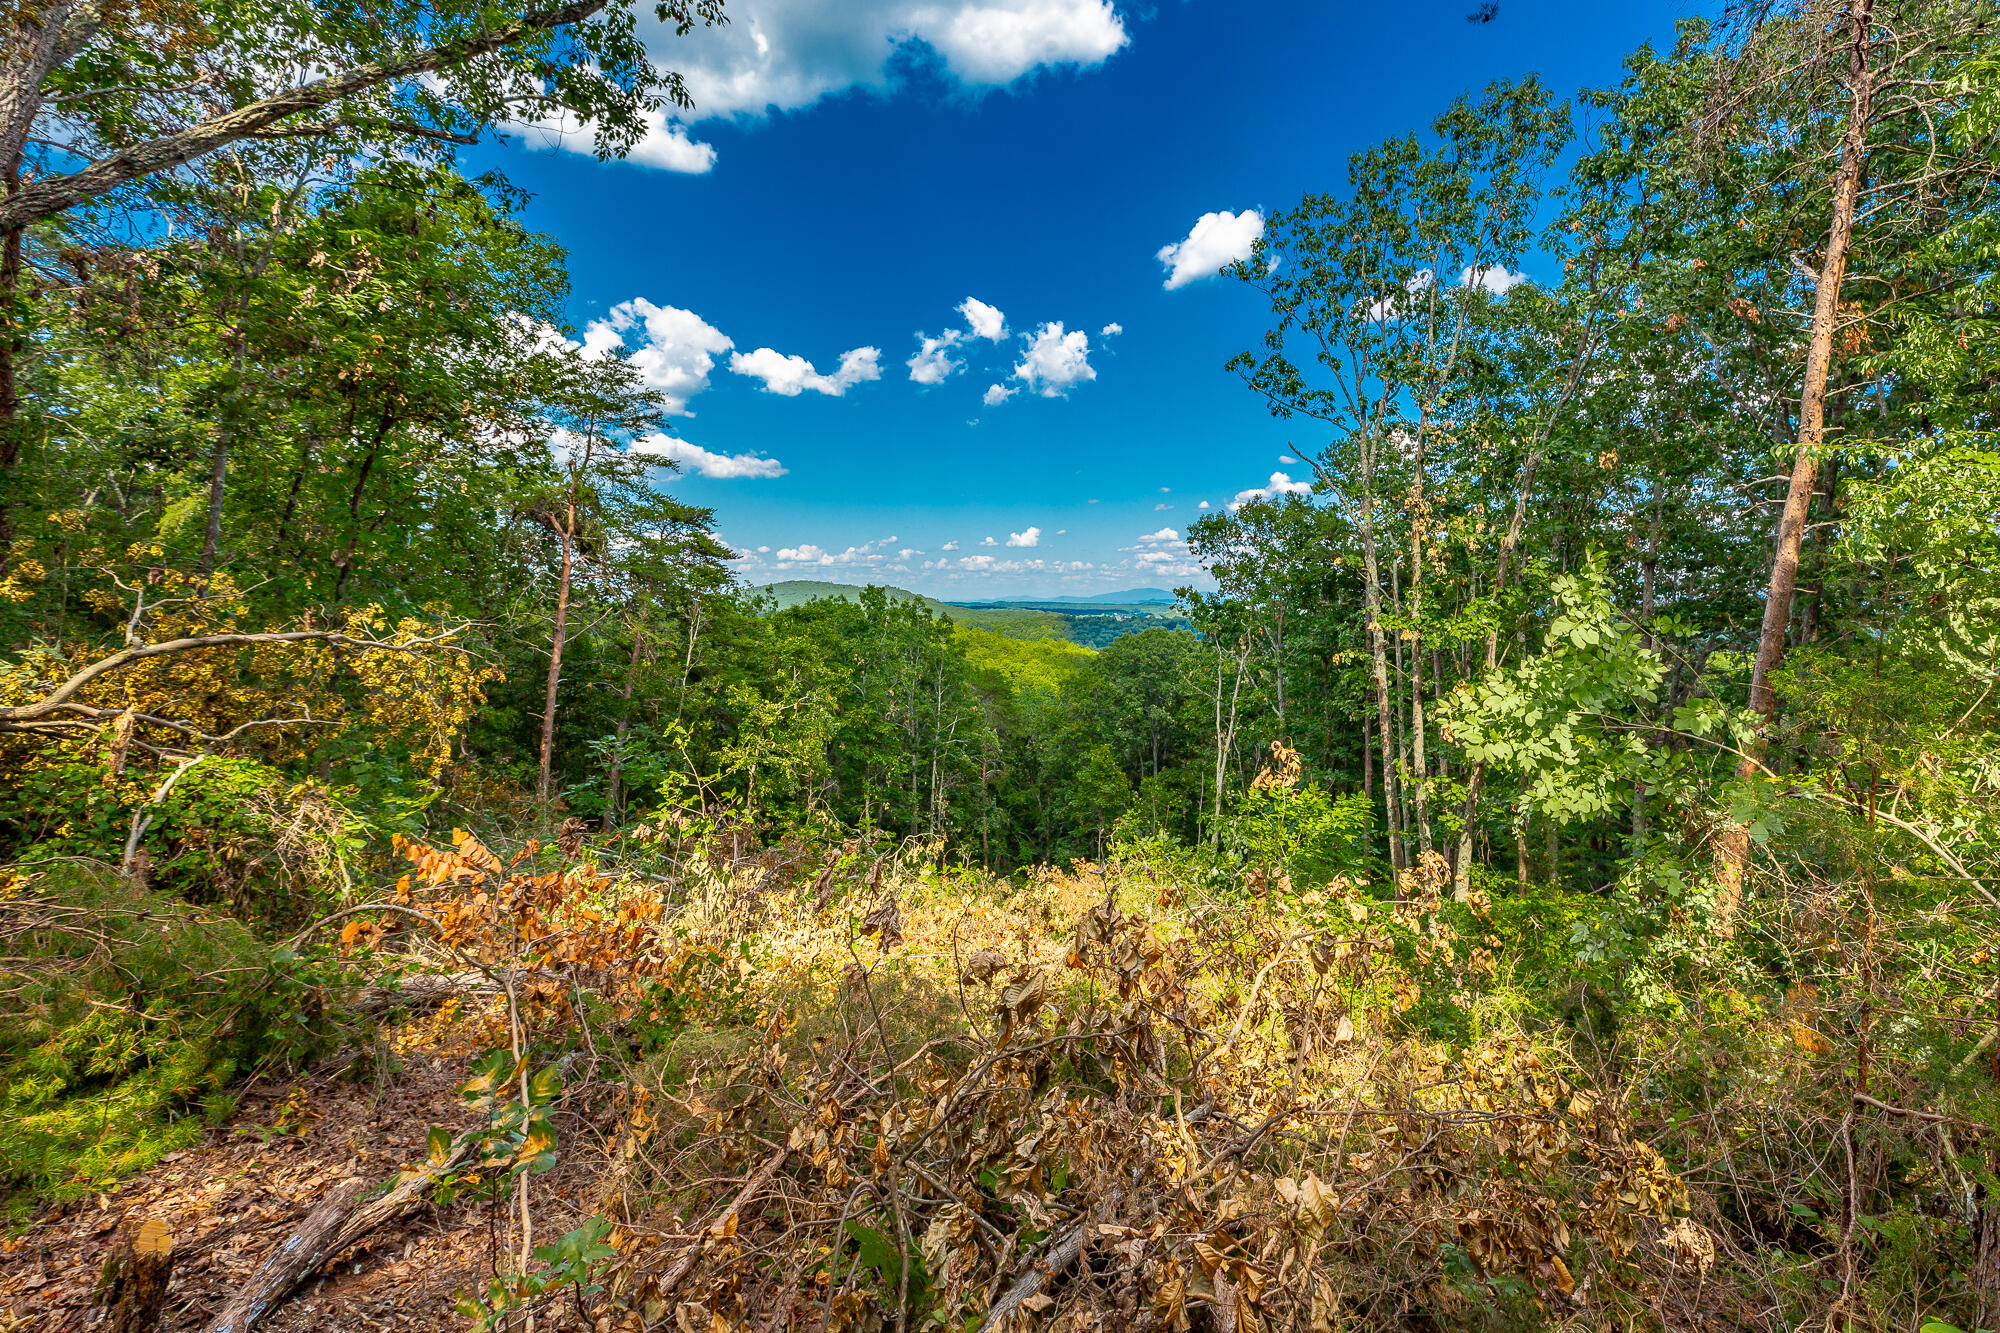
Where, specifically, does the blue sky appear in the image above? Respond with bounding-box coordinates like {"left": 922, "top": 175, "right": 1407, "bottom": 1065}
{"left": 470, "top": 0, "right": 1688, "bottom": 599}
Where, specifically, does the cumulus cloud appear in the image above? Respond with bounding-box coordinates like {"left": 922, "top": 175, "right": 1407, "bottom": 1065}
{"left": 773, "top": 543, "right": 885, "bottom": 567}
{"left": 949, "top": 555, "right": 1095, "bottom": 576}
{"left": 941, "top": 540, "right": 960, "bottom": 551}
{"left": 1462, "top": 264, "right": 1528, "bottom": 295}
{"left": 1154, "top": 503, "right": 1172, "bottom": 511}
{"left": 1100, "top": 321, "right": 1123, "bottom": 336}
{"left": 983, "top": 383, "right": 1018, "bottom": 407}
{"left": 669, "top": 2, "right": 1128, "bottom": 121}
{"left": 580, "top": 300, "right": 734, "bottom": 414}
{"left": 1278, "top": 454, "right": 1299, "bottom": 464}
{"left": 899, "top": 548, "right": 923, "bottom": 558}
{"left": 1230, "top": 471, "right": 1314, "bottom": 510}
{"left": 732, "top": 344, "right": 882, "bottom": 396}
{"left": 1006, "top": 526, "right": 1041, "bottom": 548}
{"left": 523, "top": 3, "right": 1127, "bottom": 174}
{"left": 1012, "top": 322, "right": 1095, "bottom": 397}
{"left": 1157, "top": 209, "right": 1264, "bottom": 289}
{"left": 960, "top": 297, "right": 1008, "bottom": 341}
{"left": 1197, "top": 500, "right": 1210, "bottom": 510}
{"left": 631, "top": 434, "right": 787, "bottom": 479}
{"left": 907, "top": 329, "right": 965, "bottom": 384}
{"left": 1133, "top": 527, "right": 1180, "bottom": 545}
{"left": 504, "top": 105, "right": 718, "bottom": 175}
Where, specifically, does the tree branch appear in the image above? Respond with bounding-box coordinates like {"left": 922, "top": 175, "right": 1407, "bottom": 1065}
{"left": 0, "top": 0, "right": 607, "bottom": 231}
{"left": 0, "top": 626, "right": 468, "bottom": 727}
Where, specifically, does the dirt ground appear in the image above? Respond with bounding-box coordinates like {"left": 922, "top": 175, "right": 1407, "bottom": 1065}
{"left": 0, "top": 1013, "right": 599, "bottom": 1333}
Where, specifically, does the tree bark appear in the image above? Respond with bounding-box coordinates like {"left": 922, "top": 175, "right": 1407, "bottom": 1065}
{"left": 202, "top": 1179, "right": 367, "bottom": 1333}
{"left": 1357, "top": 436, "right": 1404, "bottom": 871}
{"left": 203, "top": 1134, "right": 476, "bottom": 1333}
{"left": 538, "top": 504, "right": 575, "bottom": 805}
{"left": 1716, "top": 0, "right": 1874, "bottom": 927}
{"left": 197, "top": 431, "right": 228, "bottom": 578}
{"left": 94, "top": 1216, "right": 174, "bottom": 1333}
{"left": 0, "top": 0, "right": 102, "bottom": 559}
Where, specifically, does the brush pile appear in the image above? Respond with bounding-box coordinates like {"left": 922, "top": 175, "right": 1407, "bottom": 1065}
{"left": 366, "top": 830, "right": 1704, "bottom": 1332}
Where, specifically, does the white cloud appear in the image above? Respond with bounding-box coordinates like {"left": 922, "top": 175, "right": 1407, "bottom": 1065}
{"left": 514, "top": 4, "right": 1129, "bottom": 177}
{"left": 941, "top": 540, "right": 960, "bottom": 551}
{"left": 1278, "top": 454, "right": 1299, "bottom": 464}
{"left": 1133, "top": 527, "right": 1180, "bottom": 545}
{"left": 899, "top": 548, "right": 923, "bottom": 558}
{"left": 1006, "top": 526, "right": 1041, "bottom": 548}
{"left": 907, "top": 329, "right": 965, "bottom": 384}
{"left": 1100, "top": 321, "right": 1123, "bottom": 336}
{"left": 1230, "top": 470, "right": 1314, "bottom": 510}
{"left": 949, "top": 555, "right": 1094, "bottom": 575}
{"left": 580, "top": 300, "right": 734, "bottom": 415}
{"left": 773, "top": 543, "right": 885, "bottom": 567}
{"left": 632, "top": 433, "right": 787, "bottom": 478}
{"left": 1012, "top": 321, "right": 1095, "bottom": 397}
{"left": 980, "top": 536, "right": 998, "bottom": 546}
{"left": 1157, "top": 209, "right": 1264, "bottom": 289}
{"left": 666, "top": 2, "right": 1128, "bottom": 122}
{"left": 1197, "top": 500, "right": 1210, "bottom": 510}
{"left": 1462, "top": 264, "right": 1527, "bottom": 295}
{"left": 960, "top": 296, "right": 1008, "bottom": 341}
{"left": 1154, "top": 502, "right": 1172, "bottom": 510}
{"left": 731, "top": 344, "right": 882, "bottom": 396}
{"left": 1055, "top": 528, "right": 1067, "bottom": 534}
{"left": 983, "top": 382, "right": 1018, "bottom": 407}
{"left": 757, "top": 545, "right": 771, "bottom": 552}
{"left": 876, "top": 535, "right": 899, "bottom": 546}
{"left": 504, "top": 105, "right": 718, "bottom": 175}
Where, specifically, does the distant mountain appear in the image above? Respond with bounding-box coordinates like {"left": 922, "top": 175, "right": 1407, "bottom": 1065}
{"left": 751, "top": 580, "right": 1072, "bottom": 643}
{"left": 754, "top": 579, "right": 940, "bottom": 612}
{"left": 988, "top": 588, "right": 1178, "bottom": 605}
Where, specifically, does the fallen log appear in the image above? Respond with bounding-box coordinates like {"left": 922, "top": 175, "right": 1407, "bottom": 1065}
{"left": 200, "top": 1179, "right": 366, "bottom": 1333}
{"left": 201, "top": 1136, "right": 476, "bottom": 1333}
{"left": 351, "top": 970, "right": 499, "bottom": 1017}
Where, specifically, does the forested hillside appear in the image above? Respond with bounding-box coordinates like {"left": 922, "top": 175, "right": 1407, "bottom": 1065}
{"left": 2, "top": 1, "right": 1999, "bottom": 1331}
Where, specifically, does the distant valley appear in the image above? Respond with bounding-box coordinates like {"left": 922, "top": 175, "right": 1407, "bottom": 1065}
{"left": 752, "top": 580, "right": 1190, "bottom": 647}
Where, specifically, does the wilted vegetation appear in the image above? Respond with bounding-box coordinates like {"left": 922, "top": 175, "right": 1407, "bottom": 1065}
{"left": 2, "top": 0, "right": 1999, "bottom": 1330}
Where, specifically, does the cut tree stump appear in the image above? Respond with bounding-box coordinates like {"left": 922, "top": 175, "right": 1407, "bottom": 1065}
{"left": 94, "top": 1216, "right": 174, "bottom": 1333}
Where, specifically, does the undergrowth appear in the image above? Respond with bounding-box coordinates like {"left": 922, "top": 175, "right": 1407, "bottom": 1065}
{"left": 0, "top": 863, "right": 359, "bottom": 1211}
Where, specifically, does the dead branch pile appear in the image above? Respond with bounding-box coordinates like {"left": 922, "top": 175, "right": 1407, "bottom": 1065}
{"left": 352, "top": 832, "right": 1707, "bottom": 1332}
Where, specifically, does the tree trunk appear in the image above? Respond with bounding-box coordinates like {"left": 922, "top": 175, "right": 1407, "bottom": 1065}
{"left": 538, "top": 509, "right": 575, "bottom": 805}
{"left": 197, "top": 431, "right": 228, "bottom": 578}
{"left": 94, "top": 1216, "right": 174, "bottom": 1333}
{"left": 1979, "top": 1151, "right": 2000, "bottom": 1333}
{"left": 1406, "top": 430, "right": 1433, "bottom": 861}
{"left": 1717, "top": 0, "right": 1874, "bottom": 927}
{"left": 1356, "top": 438, "right": 1404, "bottom": 871}
{"left": 0, "top": 174, "right": 22, "bottom": 573}
{"left": 602, "top": 625, "right": 644, "bottom": 830}
{"left": 0, "top": 0, "right": 104, "bottom": 570}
